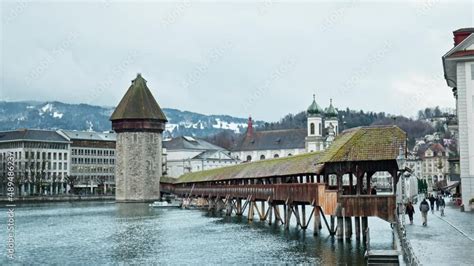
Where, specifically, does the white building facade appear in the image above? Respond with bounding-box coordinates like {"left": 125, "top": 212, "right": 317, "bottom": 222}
{"left": 443, "top": 28, "right": 474, "bottom": 210}
{"left": 0, "top": 129, "right": 71, "bottom": 196}
{"left": 164, "top": 136, "right": 238, "bottom": 178}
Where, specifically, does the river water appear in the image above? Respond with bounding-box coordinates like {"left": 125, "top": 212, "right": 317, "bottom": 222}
{"left": 1, "top": 201, "right": 395, "bottom": 265}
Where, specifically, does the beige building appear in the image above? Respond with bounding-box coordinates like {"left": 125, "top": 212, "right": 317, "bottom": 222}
{"left": 60, "top": 130, "right": 116, "bottom": 195}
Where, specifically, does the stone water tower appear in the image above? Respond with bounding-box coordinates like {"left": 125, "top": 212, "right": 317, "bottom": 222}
{"left": 110, "top": 73, "right": 167, "bottom": 202}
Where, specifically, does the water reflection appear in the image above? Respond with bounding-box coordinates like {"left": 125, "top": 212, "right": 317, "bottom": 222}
{"left": 0, "top": 202, "right": 393, "bottom": 265}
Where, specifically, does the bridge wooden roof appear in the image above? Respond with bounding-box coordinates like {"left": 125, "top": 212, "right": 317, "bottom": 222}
{"left": 318, "top": 125, "right": 406, "bottom": 163}
{"left": 167, "top": 126, "right": 406, "bottom": 184}
{"left": 173, "top": 151, "right": 324, "bottom": 183}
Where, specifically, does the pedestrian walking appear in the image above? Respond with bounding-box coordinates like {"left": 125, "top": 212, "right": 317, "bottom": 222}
{"left": 439, "top": 196, "right": 446, "bottom": 216}
{"left": 406, "top": 201, "right": 415, "bottom": 225}
{"left": 420, "top": 199, "right": 430, "bottom": 226}
{"left": 435, "top": 195, "right": 440, "bottom": 211}
{"left": 428, "top": 194, "right": 436, "bottom": 214}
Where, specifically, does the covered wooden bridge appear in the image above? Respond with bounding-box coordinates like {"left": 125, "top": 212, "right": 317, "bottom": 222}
{"left": 161, "top": 126, "right": 406, "bottom": 239}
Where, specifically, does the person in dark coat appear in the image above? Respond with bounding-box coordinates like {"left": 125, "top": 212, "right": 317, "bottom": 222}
{"left": 428, "top": 194, "right": 436, "bottom": 214}
{"left": 406, "top": 201, "right": 415, "bottom": 225}
{"left": 371, "top": 186, "right": 377, "bottom": 195}
{"left": 420, "top": 199, "right": 430, "bottom": 226}
{"left": 439, "top": 196, "right": 446, "bottom": 216}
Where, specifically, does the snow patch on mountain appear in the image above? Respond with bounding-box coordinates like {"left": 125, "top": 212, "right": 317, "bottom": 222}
{"left": 212, "top": 118, "right": 246, "bottom": 133}
{"left": 53, "top": 112, "right": 63, "bottom": 118}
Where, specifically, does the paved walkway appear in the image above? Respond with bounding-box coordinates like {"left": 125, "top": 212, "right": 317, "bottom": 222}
{"left": 405, "top": 197, "right": 474, "bottom": 265}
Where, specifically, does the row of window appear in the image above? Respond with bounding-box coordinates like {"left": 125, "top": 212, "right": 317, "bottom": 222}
{"left": 245, "top": 153, "right": 293, "bottom": 162}
{"left": 76, "top": 175, "right": 114, "bottom": 183}
{"left": 72, "top": 148, "right": 115, "bottom": 156}
{"left": 1, "top": 151, "right": 68, "bottom": 161}
{"left": 0, "top": 161, "right": 68, "bottom": 171}
{"left": 72, "top": 157, "right": 115, "bottom": 165}
{"left": 0, "top": 142, "right": 68, "bottom": 150}
{"left": 71, "top": 166, "right": 114, "bottom": 173}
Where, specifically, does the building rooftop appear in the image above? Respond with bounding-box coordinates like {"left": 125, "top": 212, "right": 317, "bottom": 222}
{"left": 163, "top": 136, "right": 226, "bottom": 151}
{"left": 233, "top": 128, "right": 306, "bottom": 151}
{"left": 0, "top": 129, "right": 69, "bottom": 143}
{"left": 60, "top": 130, "right": 116, "bottom": 142}
{"left": 110, "top": 73, "right": 167, "bottom": 122}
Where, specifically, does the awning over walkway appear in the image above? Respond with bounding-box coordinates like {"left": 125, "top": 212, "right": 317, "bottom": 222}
{"left": 440, "top": 181, "right": 460, "bottom": 191}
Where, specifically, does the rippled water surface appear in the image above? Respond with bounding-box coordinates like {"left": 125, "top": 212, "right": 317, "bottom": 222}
{"left": 1, "top": 201, "right": 394, "bottom": 264}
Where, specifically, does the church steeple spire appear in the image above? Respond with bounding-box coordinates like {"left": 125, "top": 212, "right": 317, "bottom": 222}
{"left": 307, "top": 93, "right": 323, "bottom": 116}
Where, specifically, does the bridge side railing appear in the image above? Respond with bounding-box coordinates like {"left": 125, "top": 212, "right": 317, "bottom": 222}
{"left": 339, "top": 195, "right": 397, "bottom": 222}
{"left": 162, "top": 183, "right": 333, "bottom": 203}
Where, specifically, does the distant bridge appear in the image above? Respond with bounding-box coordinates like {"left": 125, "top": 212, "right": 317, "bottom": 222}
{"left": 161, "top": 126, "right": 405, "bottom": 239}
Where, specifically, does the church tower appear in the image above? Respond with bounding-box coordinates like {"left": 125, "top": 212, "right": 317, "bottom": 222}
{"left": 324, "top": 98, "right": 339, "bottom": 136}
{"left": 305, "top": 94, "right": 324, "bottom": 152}
{"left": 110, "top": 73, "right": 167, "bottom": 202}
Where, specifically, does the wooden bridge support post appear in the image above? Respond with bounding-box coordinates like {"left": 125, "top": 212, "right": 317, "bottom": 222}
{"left": 259, "top": 201, "right": 266, "bottom": 221}
{"left": 330, "top": 215, "right": 335, "bottom": 233}
{"left": 301, "top": 205, "right": 306, "bottom": 230}
{"left": 354, "top": 216, "right": 361, "bottom": 239}
{"left": 248, "top": 200, "right": 255, "bottom": 221}
{"left": 362, "top": 216, "right": 368, "bottom": 240}
{"left": 335, "top": 203, "right": 343, "bottom": 240}
{"left": 274, "top": 205, "right": 282, "bottom": 225}
{"left": 208, "top": 198, "right": 214, "bottom": 211}
{"left": 268, "top": 202, "right": 273, "bottom": 225}
{"left": 216, "top": 198, "right": 223, "bottom": 213}
{"left": 344, "top": 217, "right": 352, "bottom": 239}
{"left": 336, "top": 216, "right": 344, "bottom": 240}
{"left": 236, "top": 199, "right": 243, "bottom": 216}
{"left": 225, "top": 198, "right": 232, "bottom": 216}
{"left": 285, "top": 204, "right": 292, "bottom": 230}
{"left": 313, "top": 206, "right": 321, "bottom": 236}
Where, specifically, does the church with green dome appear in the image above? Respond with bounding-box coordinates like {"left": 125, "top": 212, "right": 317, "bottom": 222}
{"left": 305, "top": 95, "right": 339, "bottom": 152}
{"left": 232, "top": 94, "right": 340, "bottom": 162}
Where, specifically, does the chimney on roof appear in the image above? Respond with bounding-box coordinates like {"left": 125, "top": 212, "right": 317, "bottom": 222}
{"left": 247, "top": 116, "right": 254, "bottom": 137}
{"left": 453, "top": 28, "right": 474, "bottom": 46}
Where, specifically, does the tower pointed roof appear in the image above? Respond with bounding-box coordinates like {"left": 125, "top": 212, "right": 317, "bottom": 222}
{"left": 110, "top": 73, "right": 167, "bottom": 121}
{"left": 325, "top": 98, "right": 338, "bottom": 118}
{"left": 307, "top": 94, "right": 323, "bottom": 116}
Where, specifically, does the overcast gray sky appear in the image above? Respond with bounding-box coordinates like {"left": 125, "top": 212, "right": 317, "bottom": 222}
{"left": 1, "top": 0, "right": 472, "bottom": 121}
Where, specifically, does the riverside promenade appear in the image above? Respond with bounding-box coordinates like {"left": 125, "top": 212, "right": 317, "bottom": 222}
{"left": 0, "top": 195, "right": 114, "bottom": 203}
{"left": 405, "top": 197, "right": 474, "bottom": 265}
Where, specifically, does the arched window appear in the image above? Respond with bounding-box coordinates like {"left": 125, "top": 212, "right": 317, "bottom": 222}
{"left": 288, "top": 153, "right": 292, "bottom": 156}
{"left": 246, "top": 155, "right": 252, "bottom": 162}
{"left": 260, "top": 155, "right": 266, "bottom": 160}
{"left": 335, "top": 125, "right": 338, "bottom": 134}
{"left": 273, "top": 154, "right": 279, "bottom": 158}
{"left": 310, "top": 123, "right": 315, "bottom": 135}
{"left": 319, "top": 123, "right": 322, "bottom": 135}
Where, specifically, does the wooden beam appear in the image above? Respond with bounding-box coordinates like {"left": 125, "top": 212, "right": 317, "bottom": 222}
{"left": 354, "top": 216, "right": 361, "bottom": 239}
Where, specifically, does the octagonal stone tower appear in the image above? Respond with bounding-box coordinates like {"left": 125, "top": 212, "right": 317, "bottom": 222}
{"left": 110, "top": 73, "right": 167, "bottom": 202}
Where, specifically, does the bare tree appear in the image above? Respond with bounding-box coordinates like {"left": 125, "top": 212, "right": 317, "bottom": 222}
{"left": 65, "top": 175, "right": 79, "bottom": 195}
